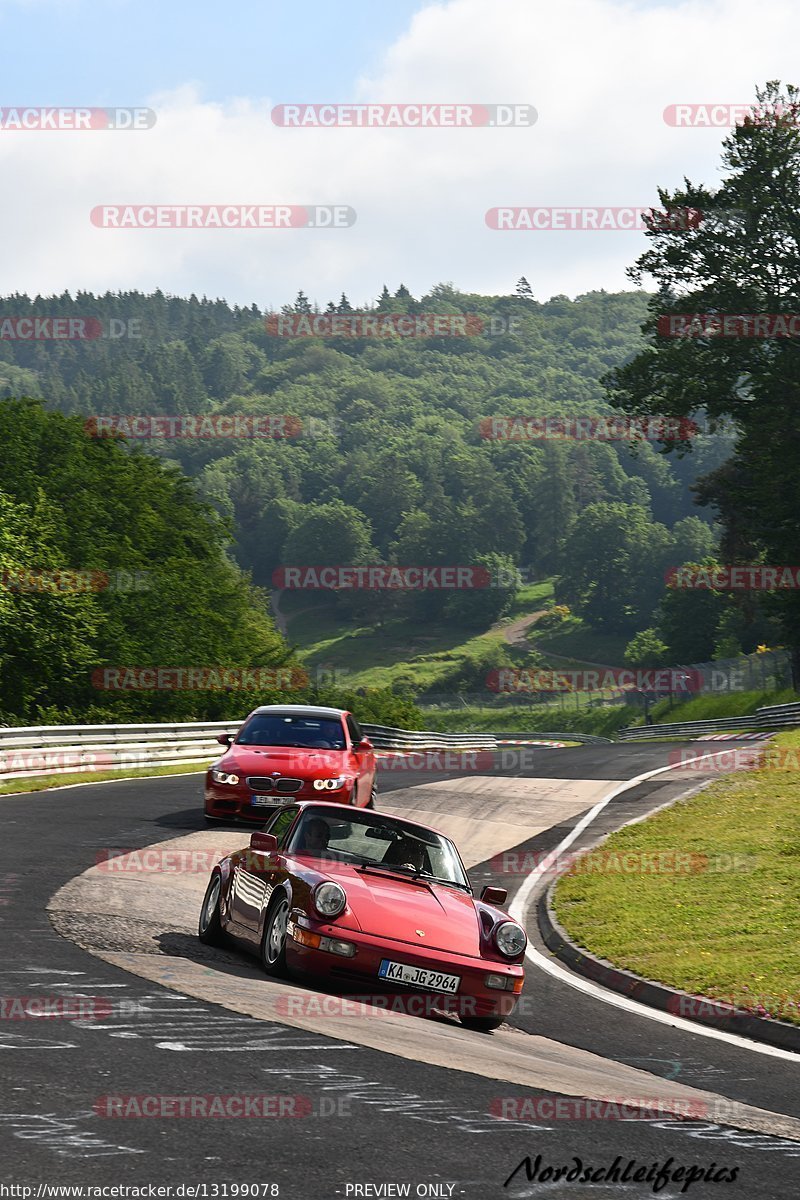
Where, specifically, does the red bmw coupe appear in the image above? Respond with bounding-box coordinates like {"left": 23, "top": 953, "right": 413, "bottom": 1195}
{"left": 198, "top": 800, "right": 526, "bottom": 1031}
{"left": 204, "top": 705, "right": 377, "bottom": 823}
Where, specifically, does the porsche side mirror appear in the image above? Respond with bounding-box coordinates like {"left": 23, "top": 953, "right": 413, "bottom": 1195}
{"left": 357, "top": 737, "right": 373, "bottom": 751}
{"left": 217, "top": 733, "right": 234, "bottom": 747}
{"left": 480, "top": 885, "right": 508, "bottom": 905}
{"left": 250, "top": 832, "right": 278, "bottom": 854}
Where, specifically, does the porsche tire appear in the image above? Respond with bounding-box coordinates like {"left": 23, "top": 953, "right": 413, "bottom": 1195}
{"left": 198, "top": 875, "right": 225, "bottom": 946}
{"left": 260, "top": 892, "right": 290, "bottom": 976}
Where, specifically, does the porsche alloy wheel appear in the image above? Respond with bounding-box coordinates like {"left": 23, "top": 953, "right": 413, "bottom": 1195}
{"left": 261, "top": 893, "right": 290, "bottom": 975}
{"left": 198, "top": 876, "right": 224, "bottom": 946}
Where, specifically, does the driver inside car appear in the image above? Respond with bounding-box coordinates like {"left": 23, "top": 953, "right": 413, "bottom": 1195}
{"left": 382, "top": 836, "right": 430, "bottom": 873}
{"left": 297, "top": 817, "right": 331, "bottom": 855}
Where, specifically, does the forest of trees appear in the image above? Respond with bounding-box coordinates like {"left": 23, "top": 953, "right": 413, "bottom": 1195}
{"left": 0, "top": 261, "right": 787, "bottom": 716}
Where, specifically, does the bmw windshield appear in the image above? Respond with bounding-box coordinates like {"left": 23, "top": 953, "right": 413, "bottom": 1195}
{"left": 236, "top": 714, "right": 346, "bottom": 750}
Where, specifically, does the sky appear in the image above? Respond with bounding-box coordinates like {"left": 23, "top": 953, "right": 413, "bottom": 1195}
{"left": 0, "top": 0, "right": 797, "bottom": 308}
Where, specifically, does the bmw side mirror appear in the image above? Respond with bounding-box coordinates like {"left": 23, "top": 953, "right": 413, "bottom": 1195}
{"left": 357, "top": 738, "right": 373, "bottom": 751}
{"left": 217, "top": 733, "right": 234, "bottom": 747}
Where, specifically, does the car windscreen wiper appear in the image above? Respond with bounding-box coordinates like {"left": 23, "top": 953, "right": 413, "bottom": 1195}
{"left": 415, "top": 872, "right": 472, "bottom": 893}
{"left": 355, "top": 863, "right": 435, "bottom": 888}
{"left": 355, "top": 863, "right": 470, "bottom": 892}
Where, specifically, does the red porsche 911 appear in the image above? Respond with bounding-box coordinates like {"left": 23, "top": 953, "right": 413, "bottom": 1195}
{"left": 204, "top": 705, "right": 377, "bottom": 823}
{"left": 198, "top": 800, "right": 526, "bottom": 1031}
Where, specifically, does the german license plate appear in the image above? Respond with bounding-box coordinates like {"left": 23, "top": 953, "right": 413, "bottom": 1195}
{"left": 250, "top": 794, "right": 280, "bottom": 807}
{"left": 378, "top": 959, "right": 460, "bottom": 993}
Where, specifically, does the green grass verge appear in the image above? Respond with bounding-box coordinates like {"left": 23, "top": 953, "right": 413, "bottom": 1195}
{"left": 533, "top": 622, "right": 631, "bottom": 667}
{"left": 644, "top": 688, "right": 797, "bottom": 724}
{"left": 552, "top": 729, "right": 800, "bottom": 1024}
{"left": 0, "top": 762, "right": 207, "bottom": 796}
{"left": 421, "top": 704, "right": 635, "bottom": 737}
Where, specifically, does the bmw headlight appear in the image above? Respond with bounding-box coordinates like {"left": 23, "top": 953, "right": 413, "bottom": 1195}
{"left": 313, "top": 881, "right": 347, "bottom": 918}
{"left": 211, "top": 768, "right": 240, "bottom": 785}
{"left": 495, "top": 921, "right": 527, "bottom": 958}
{"left": 313, "top": 777, "right": 346, "bottom": 791}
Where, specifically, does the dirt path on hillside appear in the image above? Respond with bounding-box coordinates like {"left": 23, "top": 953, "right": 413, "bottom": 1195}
{"left": 496, "top": 610, "right": 616, "bottom": 668}
{"left": 494, "top": 610, "right": 548, "bottom": 647}
{"left": 270, "top": 590, "right": 288, "bottom": 636}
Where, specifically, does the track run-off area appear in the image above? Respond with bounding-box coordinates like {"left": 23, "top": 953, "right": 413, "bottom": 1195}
{"left": 1, "top": 740, "right": 798, "bottom": 1199}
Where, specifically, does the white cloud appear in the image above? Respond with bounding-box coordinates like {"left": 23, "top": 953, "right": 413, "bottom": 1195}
{"left": 1, "top": 0, "right": 798, "bottom": 306}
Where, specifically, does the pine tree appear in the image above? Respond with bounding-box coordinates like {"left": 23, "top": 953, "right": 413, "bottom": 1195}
{"left": 515, "top": 276, "right": 534, "bottom": 300}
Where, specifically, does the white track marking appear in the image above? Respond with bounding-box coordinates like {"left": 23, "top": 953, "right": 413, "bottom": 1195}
{"left": 509, "top": 751, "right": 800, "bottom": 1064}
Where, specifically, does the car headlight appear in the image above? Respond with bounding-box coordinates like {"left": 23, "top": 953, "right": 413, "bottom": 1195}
{"left": 313, "top": 881, "right": 347, "bottom": 918}
{"left": 211, "top": 768, "right": 240, "bottom": 785}
{"left": 313, "top": 777, "right": 346, "bottom": 791}
{"left": 495, "top": 921, "right": 527, "bottom": 958}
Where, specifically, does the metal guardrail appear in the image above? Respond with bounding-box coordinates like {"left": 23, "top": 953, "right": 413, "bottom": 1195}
{"left": 360, "top": 724, "right": 495, "bottom": 751}
{"left": 618, "top": 701, "right": 800, "bottom": 740}
{"left": 491, "top": 731, "right": 612, "bottom": 745}
{"left": 0, "top": 720, "right": 498, "bottom": 783}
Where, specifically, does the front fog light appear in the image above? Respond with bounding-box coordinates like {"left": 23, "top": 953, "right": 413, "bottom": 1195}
{"left": 485, "top": 974, "right": 514, "bottom": 991}
{"left": 318, "top": 937, "right": 356, "bottom": 958}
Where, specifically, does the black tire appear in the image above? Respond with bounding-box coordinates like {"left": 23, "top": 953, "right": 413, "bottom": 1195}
{"left": 260, "top": 892, "right": 290, "bottom": 976}
{"left": 366, "top": 779, "right": 378, "bottom": 809}
{"left": 459, "top": 1014, "right": 503, "bottom": 1033}
{"left": 198, "top": 875, "right": 225, "bottom": 945}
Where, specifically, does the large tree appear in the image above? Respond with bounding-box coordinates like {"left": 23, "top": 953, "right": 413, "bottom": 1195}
{"left": 606, "top": 81, "right": 800, "bottom": 676}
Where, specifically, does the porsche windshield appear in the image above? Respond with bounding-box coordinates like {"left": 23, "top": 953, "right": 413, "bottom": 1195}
{"left": 236, "top": 714, "right": 346, "bottom": 750}
{"left": 288, "top": 809, "right": 470, "bottom": 890}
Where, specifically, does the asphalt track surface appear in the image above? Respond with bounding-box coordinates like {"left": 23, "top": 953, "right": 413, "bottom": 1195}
{"left": 1, "top": 741, "right": 798, "bottom": 1199}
